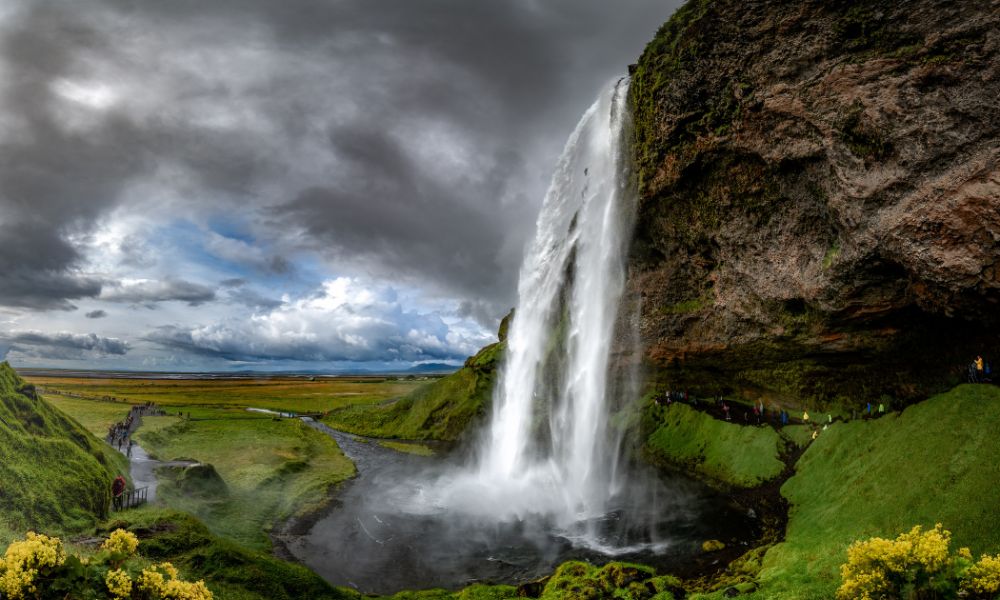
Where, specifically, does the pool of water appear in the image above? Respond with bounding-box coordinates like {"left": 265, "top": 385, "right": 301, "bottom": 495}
{"left": 286, "top": 421, "right": 756, "bottom": 595}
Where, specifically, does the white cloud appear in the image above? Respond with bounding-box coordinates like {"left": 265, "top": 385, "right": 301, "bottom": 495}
{"left": 147, "top": 276, "right": 493, "bottom": 363}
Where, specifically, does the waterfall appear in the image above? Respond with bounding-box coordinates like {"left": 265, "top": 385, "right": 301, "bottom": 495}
{"left": 479, "top": 77, "right": 633, "bottom": 520}
{"left": 408, "top": 79, "right": 638, "bottom": 547}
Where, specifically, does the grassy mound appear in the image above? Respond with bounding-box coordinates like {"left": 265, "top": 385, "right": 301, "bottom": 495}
{"left": 642, "top": 402, "right": 785, "bottom": 488}
{"left": 0, "top": 362, "right": 128, "bottom": 537}
{"left": 324, "top": 342, "right": 502, "bottom": 441}
{"left": 691, "top": 384, "right": 1000, "bottom": 598}
{"left": 105, "top": 507, "right": 360, "bottom": 600}
{"left": 136, "top": 411, "right": 355, "bottom": 550}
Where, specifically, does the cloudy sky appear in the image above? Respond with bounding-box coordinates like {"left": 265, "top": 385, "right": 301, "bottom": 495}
{"left": 0, "top": 0, "right": 679, "bottom": 372}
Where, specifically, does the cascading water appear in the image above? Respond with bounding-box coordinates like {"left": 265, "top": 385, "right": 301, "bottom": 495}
{"left": 472, "top": 77, "right": 633, "bottom": 525}
{"left": 400, "top": 78, "right": 644, "bottom": 548}
{"left": 293, "top": 79, "right": 756, "bottom": 594}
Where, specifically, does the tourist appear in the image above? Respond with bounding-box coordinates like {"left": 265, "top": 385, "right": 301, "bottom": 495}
{"left": 975, "top": 355, "right": 985, "bottom": 382}
{"left": 803, "top": 411, "right": 810, "bottom": 422}
{"left": 722, "top": 402, "right": 731, "bottom": 421}
{"left": 878, "top": 403, "right": 885, "bottom": 416}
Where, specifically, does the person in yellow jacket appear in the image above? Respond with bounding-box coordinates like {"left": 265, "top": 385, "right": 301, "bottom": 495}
{"left": 803, "top": 411, "right": 809, "bottom": 422}
{"left": 976, "top": 356, "right": 985, "bottom": 382}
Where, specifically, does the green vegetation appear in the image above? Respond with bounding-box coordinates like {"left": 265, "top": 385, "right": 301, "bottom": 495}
{"left": 377, "top": 440, "right": 436, "bottom": 456}
{"left": 538, "top": 561, "right": 682, "bottom": 600}
{"left": 39, "top": 387, "right": 357, "bottom": 551}
{"left": 835, "top": 524, "right": 1000, "bottom": 600}
{"left": 324, "top": 342, "right": 502, "bottom": 441}
{"left": 134, "top": 409, "right": 354, "bottom": 549}
{"left": 691, "top": 384, "right": 1000, "bottom": 599}
{"left": 642, "top": 402, "right": 785, "bottom": 488}
{"left": 0, "top": 362, "right": 128, "bottom": 536}
{"left": 659, "top": 297, "right": 708, "bottom": 315}
{"left": 30, "top": 376, "right": 424, "bottom": 414}
{"left": 103, "top": 508, "right": 359, "bottom": 600}
{"left": 629, "top": 0, "right": 715, "bottom": 193}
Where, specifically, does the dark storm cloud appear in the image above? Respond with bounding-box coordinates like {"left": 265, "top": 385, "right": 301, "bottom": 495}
{"left": 85, "top": 309, "right": 107, "bottom": 319}
{"left": 1, "top": 330, "right": 129, "bottom": 356}
{"left": 224, "top": 287, "right": 283, "bottom": 310}
{"left": 0, "top": 0, "right": 680, "bottom": 316}
{"left": 100, "top": 278, "right": 216, "bottom": 306}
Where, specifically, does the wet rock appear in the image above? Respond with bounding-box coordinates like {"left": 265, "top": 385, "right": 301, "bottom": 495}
{"left": 626, "top": 0, "right": 1000, "bottom": 408}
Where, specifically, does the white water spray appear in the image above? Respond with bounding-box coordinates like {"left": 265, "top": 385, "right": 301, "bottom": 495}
{"left": 409, "top": 80, "right": 638, "bottom": 543}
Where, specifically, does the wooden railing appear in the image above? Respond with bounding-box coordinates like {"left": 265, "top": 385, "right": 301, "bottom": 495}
{"left": 112, "top": 486, "right": 148, "bottom": 512}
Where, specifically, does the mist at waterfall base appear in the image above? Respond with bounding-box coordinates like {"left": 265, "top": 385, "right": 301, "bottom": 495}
{"left": 291, "top": 81, "right": 755, "bottom": 593}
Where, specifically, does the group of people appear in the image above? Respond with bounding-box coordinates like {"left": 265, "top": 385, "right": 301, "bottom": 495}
{"left": 968, "top": 355, "right": 993, "bottom": 384}
{"left": 105, "top": 402, "right": 164, "bottom": 456}
{"left": 654, "top": 389, "right": 881, "bottom": 435}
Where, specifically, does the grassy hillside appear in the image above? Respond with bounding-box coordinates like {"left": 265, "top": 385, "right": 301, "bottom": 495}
{"left": 133, "top": 408, "right": 354, "bottom": 550}
{"left": 324, "top": 342, "right": 502, "bottom": 441}
{"left": 104, "top": 507, "right": 361, "bottom": 600}
{"left": 0, "top": 362, "right": 129, "bottom": 538}
{"left": 689, "top": 384, "right": 1000, "bottom": 599}
{"left": 642, "top": 402, "right": 786, "bottom": 488}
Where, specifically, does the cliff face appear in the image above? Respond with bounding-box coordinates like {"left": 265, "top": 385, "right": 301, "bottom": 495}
{"left": 627, "top": 0, "right": 1000, "bottom": 407}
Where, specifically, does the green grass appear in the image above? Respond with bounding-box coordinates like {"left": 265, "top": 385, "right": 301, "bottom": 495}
{"left": 0, "top": 363, "right": 130, "bottom": 536}
{"left": 44, "top": 389, "right": 356, "bottom": 549}
{"left": 28, "top": 375, "right": 424, "bottom": 414}
{"left": 135, "top": 409, "right": 355, "bottom": 549}
{"left": 325, "top": 342, "right": 501, "bottom": 441}
{"left": 378, "top": 440, "right": 436, "bottom": 456}
{"left": 642, "top": 402, "right": 785, "bottom": 488}
{"left": 103, "top": 507, "right": 360, "bottom": 600}
{"left": 693, "top": 384, "right": 1000, "bottom": 599}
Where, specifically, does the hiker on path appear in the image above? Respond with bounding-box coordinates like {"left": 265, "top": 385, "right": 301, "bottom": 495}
{"left": 975, "top": 356, "right": 985, "bottom": 382}
{"left": 803, "top": 411, "right": 810, "bottom": 423}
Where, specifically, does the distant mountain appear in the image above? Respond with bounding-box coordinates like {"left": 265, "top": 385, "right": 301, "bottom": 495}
{"left": 404, "top": 363, "right": 460, "bottom": 374}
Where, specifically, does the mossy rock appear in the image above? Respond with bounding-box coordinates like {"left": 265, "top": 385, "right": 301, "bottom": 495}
{"left": 173, "top": 463, "right": 229, "bottom": 498}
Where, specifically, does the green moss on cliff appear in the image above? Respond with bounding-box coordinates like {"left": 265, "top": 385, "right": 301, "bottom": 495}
{"left": 324, "top": 342, "right": 502, "bottom": 441}
{"left": 0, "top": 362, "right": 128, "bottom": 535}
{"left": 642, "top": 402, "right": 785, "bottom": 488}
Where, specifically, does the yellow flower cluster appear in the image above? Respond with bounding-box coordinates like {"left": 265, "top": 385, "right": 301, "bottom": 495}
{"left": 962, "top": 554, "right": 1000, "bottom": 596}
{"left": 0, "top": 532, "right": 66, "bottom": 599}
{"left": 837, "top": 524, "right": 951, "bottom": 600}
{"left": 106, "top": 568, "right": 134, "bottom": 600}
{"left": 102, "top": 529, "right": 140, "bottom": 557}
{"left": 137, "top": 562, "right": 213, "bottom": 600}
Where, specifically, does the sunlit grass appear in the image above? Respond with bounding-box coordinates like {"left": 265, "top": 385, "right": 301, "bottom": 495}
{"left": 27, "top": 376, "right": 426, "bottom": 414}
{"left": 691, "top": 384, "right": 1000, "bottom": 599}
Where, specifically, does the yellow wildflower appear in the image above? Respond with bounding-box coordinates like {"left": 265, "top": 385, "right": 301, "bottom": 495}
{"left": 101, "top": 529, "right": 140, "bottom": 557}
{"left": 137, "top": 562, "right": 213, "bottom": 599}
{"left": 105, "top": 568, "right": 133, "bottom": 599}
{"left": 962, "top": 554, "right": 1000, "bottom": 596}
{"left": 0, "top": 532, "right": 66, "bottom": 599}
